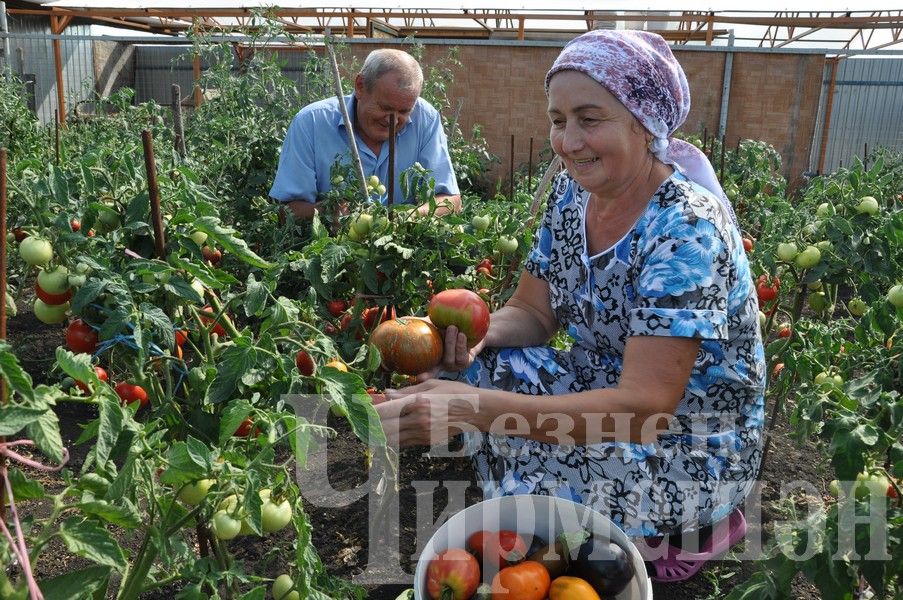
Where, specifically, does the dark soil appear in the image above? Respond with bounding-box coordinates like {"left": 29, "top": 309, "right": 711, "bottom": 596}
{"left": 6, "top": 301, "right": 825, "bottom": 599}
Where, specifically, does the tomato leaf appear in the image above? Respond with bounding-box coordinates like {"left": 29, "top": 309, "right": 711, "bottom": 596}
{"left": 77, "top": 498, "right": 142, "bottom": 529}
{"left": 237, "top": 586, "right": 267, "bottom": 600}
{"left": 59, "top": 517, "right": 127, "bottom": 570}
{"left": 37, "top": 565, "right": 111, "bottom": 600}
{"left": 139, "top": 302, "right": 175, "bottom": 351}
{"left": 194, "top": 215, "right": 273, "bottom": 270}
{"left": 319, "top": 369, "right": 386, "bottom": 446}
{"left": 244, "top": 273, "right": 268, "bottom": 316}
{"left": 96, "top": 396, "right": 125, "bottom": 466}
{"left": 160, "top": 437, "right": 213, "bottom": 485}
{"left": 70, "top": 278, "right": 107, "bottom": 314}
{"left": 6, "top": 467, "right": 45, "bottom": 500}
{"left": 0, "top": 343, "right": 35, "bottom": 400}
{"left": 205, "top": 340, "right": 257, "bottom": 405}
{"left": 0, "top": 405, "right": 45, "bottom": 435}
{"left": 163, "top": 276, "right": 204, "bottom": 303}
{"left": 26, "top": 406, "right": 64, "bottom": 463}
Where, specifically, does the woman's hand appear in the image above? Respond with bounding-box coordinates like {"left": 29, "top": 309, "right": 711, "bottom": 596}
{"left": 375, "top": 379, "right": 483, "bottom": 448}
{"left": 412, "top": 323, "right": 486, "bottom": 382}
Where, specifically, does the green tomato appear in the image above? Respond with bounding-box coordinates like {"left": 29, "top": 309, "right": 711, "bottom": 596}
{"left": 272, "top": 574, "right": 299, "bottom": 600}
{"left": 794, "top": 245, "right": 821, "bottom": 269}
{"left": 855, "top": 196, "right": 880, "bottom": 216}
{"left": 888, "top": 284, "right": 903, "bottom": 308}
{"left": 95, "top": 207, "right": 121, "bottom": 233}
{"left": 178, "top": 478, "right": 214, "bottom": 506}
{"left": 189, "top": 231, "right": 208, "bottom": 246}
{"left": 776, "top": 242, "right": 798, "bottom": 262}
{"left": 37, "top": 265, "right": 70, "bottom": 294}
{"left": 847, "top": 297, "right": 867, "bottom": 317}
{"left": 855, "top": 471, "right": 891, "bottom": 500}
{"left": 75, "top": 262, "right": 91, "bottom": 274}
{"left": 806, "top": 280, "right": 823, "bottom": 292}
{"left": 808, "top": 291, "right": 830, "bottom": 312}
{"left": 33, "top": 299, "right": 69, "bottom": 324}
{"left": 347, "top": 225, "right": 363, "bottom": 242}
{"left": 758, "top": 310, "right": 767, "bottom": 330}
{"left": 19, "top": 237, "right": 53, "bottom": 266}
{"left": 816, "top": 202, "right": 835, "bottom": 218}
{"left": 68, "top": 274, "right": 87, "bottom": 288}
{"left": 815, "top": 240, "right": 832, "bottom": 253}
{"left": 211, "top": 510, "right": 241, "bottom": 540}
{"left": 471, "top": 215, "right": 491, "bottom": 232}
{"left": 331, "top": 174, "right": 344, "bottom": 186}
{"left": 497, "top": 236, "right": 519, "bottom": 254}
{"left": 352, "top": 214, "right": 373, "bottom": 236}
{"left": 828, "top": 479, "right": 841, "bottom": 497}
{"left": 376, "top": 183, "right": 387, "bottom": 196}
{"left": 260, "top": 494, "right": 292, "bottom": 533}
{"left": 368, "top": 175, "right": 381, "bottom": 188}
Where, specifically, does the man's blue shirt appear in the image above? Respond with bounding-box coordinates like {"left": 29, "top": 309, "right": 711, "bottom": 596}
{"left": 269, "top": 94, "right": 459, "bottom": 204}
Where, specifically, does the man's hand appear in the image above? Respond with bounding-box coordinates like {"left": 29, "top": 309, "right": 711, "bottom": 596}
{"left": 282, "top": 200, "right": 320, "bottom": 220}
{"left": 416, "top": 194, "right": 461, "bottom": 217}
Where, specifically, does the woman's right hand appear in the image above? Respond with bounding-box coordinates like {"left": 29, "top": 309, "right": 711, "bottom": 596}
{"left": 416, "top": 324, "right": 486, "bottom": 381}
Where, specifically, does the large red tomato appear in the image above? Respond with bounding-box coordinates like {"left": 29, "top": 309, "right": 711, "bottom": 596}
{"left": 369, "top": 318, "right": 443, "bottom": 376}
{"left": 428, "top": 289, "right": 490, "bottom": 348}
{"left": 491, "top": 561, "right": 551, "bottom": 600}
{"left": 115, "top": 381, "right": 149, "bottom": 408}
{"left": 426, "top": 548, "right": 480, "bottom": 600}
{"left": 66, "top": 319, "right": 98, "bottom": 354}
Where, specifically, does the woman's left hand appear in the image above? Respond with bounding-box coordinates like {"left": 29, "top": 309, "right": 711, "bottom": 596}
{"left": 375, "top": 379, "right": 483, "bottom": 448}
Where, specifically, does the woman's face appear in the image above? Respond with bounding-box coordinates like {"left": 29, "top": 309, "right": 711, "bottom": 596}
{"left": 547, "top": 70, "right": 649, "bottom": 196}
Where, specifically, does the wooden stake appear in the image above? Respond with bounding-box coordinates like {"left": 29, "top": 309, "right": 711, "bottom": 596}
{"left": 141, "top": 130, "right": 166, "bottom": 260}
{"left": 325, "top": 37, "right": 368, "bottom": 205}
{"left": 387, "top": 113, "right": 395, "bottom": 208}
{"left": 171, "top": 84, "right": 187, "bottom": 158}
{"left": 719, "top": 135, "right": 726, "bottom": 182}
{"left": 54, "top": 109, "right": 60, "bottom": 164}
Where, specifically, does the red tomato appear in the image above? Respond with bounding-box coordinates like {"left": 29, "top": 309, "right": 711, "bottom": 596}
{"left": 756, "top": 274, "right": 780, "bottom": 303}
{"left": 12, "top": 227, "right": 28, "bottom": 242}
{"left": 467, "top": 530, "right": 528, "bottom": 568}
{"left": 75, "top": 366, "right": 108, "bottom": 393}
{"left": 174, "top": 329, "right": 189, "bottom": 347}
{"left": 491, "top": 561, "right": 551, "bottom": 600}
{"left": 477, "top": 258, "right": 494, "bottom": 273}
{"left": 202, "top": 246, "right": 222, "bottom": 265}
{"left": 366, "top": 387, "right": 387, "bottom": 405}
{"left": 772, "top": 363, "right": 784, "bottom": 378}
{"left": 778, "top": 325, "right": 791, "bottom": 338}
{"left": 742, "top": 237, "right": 754, "bottom": 252}
{"left": 327, "top": 299, "right": 348, "bottom": 318}
{"left": 324, "top": 322, "right": 339, "bottom": 335}
{"left": 200, "top": 305, "right": 228, "bottom": 337}
{"left": 87, "top": 229, "right": 95, "bottom": 237}
{"left": 361, "top": 305, "right": 396, "bottom": 330}
{"left": 428, "top": 289, "right": 490, "bottom": 348}
{"left": 233, "top": 417, "right": 260, "bottom": 437}
{"left": 370, "top": 317, "right": 443, "bottom": 376}
{"left": 295, "top": 350, "right": 316, "bottom": 376}
{"left": 426, "top": 548, "right": 480, "bottom": 600}
{"left": 35, "top": 281, "right": 73, "bottom": 306}
{"left": 115, "top": 381, "right": 149, "bottom": 408}
{"left": 70, "top": 218, "right": 81, "bottom": 232}
{"left": 66, "top": 319, "right": 98, "bottom": 354}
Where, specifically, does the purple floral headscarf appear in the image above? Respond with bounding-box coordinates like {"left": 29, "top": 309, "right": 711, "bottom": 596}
{"left": 546, "top": 29, "right": 737, "bottom": 226}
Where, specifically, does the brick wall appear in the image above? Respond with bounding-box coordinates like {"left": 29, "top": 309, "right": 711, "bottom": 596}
{"left": 349, "top": 42, "right": 825, "bottom": 192}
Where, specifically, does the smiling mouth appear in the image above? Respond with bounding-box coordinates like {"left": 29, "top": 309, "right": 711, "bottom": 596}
{"left": 573, "top": 157, "right": 598, "bottom": 165}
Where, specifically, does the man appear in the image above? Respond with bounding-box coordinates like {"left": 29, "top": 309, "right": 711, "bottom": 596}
{"left": 270, "top": 48, "right": 461, "bottom": 218}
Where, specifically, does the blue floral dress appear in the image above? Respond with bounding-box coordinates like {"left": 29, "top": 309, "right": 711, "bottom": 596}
{"left": 453, "top": 171, "right": 765, "bottom": 537}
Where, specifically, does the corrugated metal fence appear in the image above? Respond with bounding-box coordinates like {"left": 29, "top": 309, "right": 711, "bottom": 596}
{"left": 3, "top": 14, "right": 94, "bottom": 124}
{"left": 811, "top": 57, "right": 903, "bottom": 174}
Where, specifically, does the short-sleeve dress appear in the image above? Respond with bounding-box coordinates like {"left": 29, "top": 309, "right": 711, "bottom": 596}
{"left": 452, "top": 170, "right": 766, "bottom": 537}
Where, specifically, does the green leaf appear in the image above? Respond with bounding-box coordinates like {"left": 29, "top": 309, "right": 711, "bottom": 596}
{"left": 96, "top": 396, "right": 125, "bottom": 466}
{"left": 160, "top": 436, "right": 213, "bottom": 485}
{"left": 55, "top": 347, "right": 96, "bottom": 385}
{"left": 125, "top": 190, "right": 150, "bottom": 226}
{"left": 139, "top": 302, "right": 175, "bottom": 351}
{"left": 107, "top": 453, "right": 136, "bottom": 500}
{"left": 164, "top": 276, "right": 204, "bottom": 303}
{"left": 0, "top": 405, "right": 46, "bottom": 435}
{"left": 0, "top": 343, "right": 35, "bottom": 400}
{"left": 6, "top": 467, "right": 45, "bottom": 500}
{"left": 244, "top": 274, "right": 268, "bottom": 316}
{"left": 237, "top": 586, "right": 267, "bottom": 600}
{"left": 194, "top": 215, "right": 273, "bottom": 270}
{"left": 39, "top": 565, "right": 111, "bottom": 600}
{"left": 26, "top": 407, "right": 64, "bottom": 463}
{"left": 319, "top": 369, "right": 385, "bottom": 446}
{"left": 318, "top": 243, "right": 351, "bottom": 283}
{"left": 70, "top": 278, "right": 107, "bottom": 314}
{"left": 58, "top": 517, "right": 127, "bottom": 570}
{"left": 205, "top": 341, "right": 257, "bottom": 405}
{"left": 218, "top": 398, "right": 254, "bottom": 445}
{"left": 77, "top": 499, "right": 142, "bottom": 529}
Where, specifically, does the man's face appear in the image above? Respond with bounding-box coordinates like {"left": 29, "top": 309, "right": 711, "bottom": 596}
{"left": 354, "top": 72, "right": 420, "bottom": 149}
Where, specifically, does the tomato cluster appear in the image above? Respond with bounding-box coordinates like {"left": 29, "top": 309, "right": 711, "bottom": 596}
{"left": 426, "top": 529, "right": 635, "bottom": 600}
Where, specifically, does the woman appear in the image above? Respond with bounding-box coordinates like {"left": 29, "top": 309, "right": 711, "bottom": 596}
{"left": 376, "top": 30, "right": 764, "bottom": 582}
